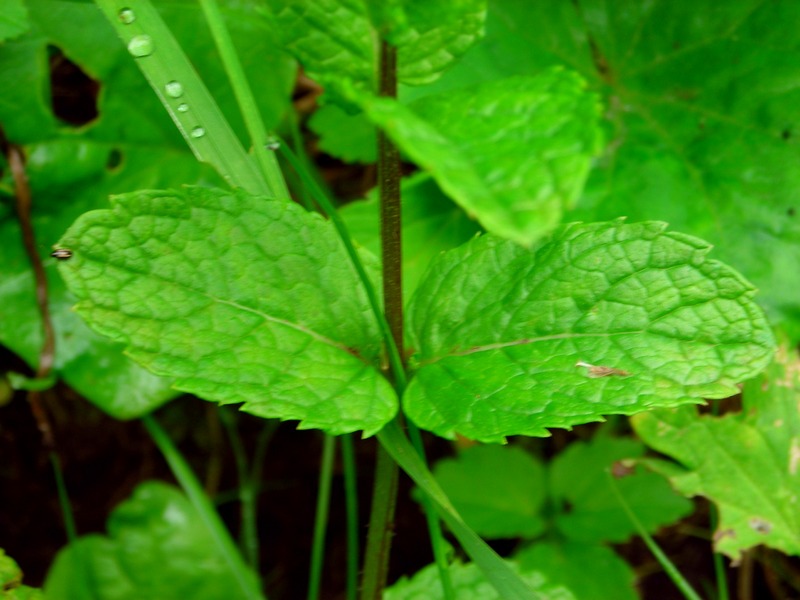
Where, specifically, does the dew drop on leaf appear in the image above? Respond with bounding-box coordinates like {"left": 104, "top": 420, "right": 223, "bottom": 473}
{"left": 190, "top": 126, "right": 205, "bottom": 138}
{"left": 165, "top": 81, "right": 184, "bottom": 98}
{"left": 127, "top": 35, "right": 154, "bottom": 58}
{"left": 118, "top": 8, "right": 135, "bottom": 24}
{"left": 177, "top": 103, "right": 189, "bottom": 113}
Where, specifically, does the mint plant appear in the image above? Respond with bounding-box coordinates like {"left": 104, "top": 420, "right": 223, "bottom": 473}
{"left": 1, "top": 0, "right": 798, "bottom": 599}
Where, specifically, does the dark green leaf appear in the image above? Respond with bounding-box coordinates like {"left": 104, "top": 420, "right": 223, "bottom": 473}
{"left": 43, "top": 482, "right": 263, "bottom": 600}
{"left": 405, "top": 220, "right": 775, "bottom": 442}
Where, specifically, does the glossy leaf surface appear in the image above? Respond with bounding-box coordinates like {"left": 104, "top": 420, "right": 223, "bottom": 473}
{"left": 56, "top": 187, "right": 396, "bottom": 435}
{"left": 405, "top": 220, "right": 775, "bottom": 442}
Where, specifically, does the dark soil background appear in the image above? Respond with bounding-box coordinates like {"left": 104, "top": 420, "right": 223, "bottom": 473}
{"left": 2, "top": 56, "right": 799, "bottom": 600}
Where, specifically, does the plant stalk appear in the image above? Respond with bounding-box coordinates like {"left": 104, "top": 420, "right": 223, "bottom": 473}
{"left": 308, "top": 435, "right": 337, "bottom": 600}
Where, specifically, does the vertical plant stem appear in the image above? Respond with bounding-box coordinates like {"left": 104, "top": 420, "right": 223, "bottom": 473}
{"left": 198, "top": 0, "right": 289, "bottom": 198}
{"left": 709, "top": 503, "right": 730, "bottom": 600}
{"left": 340, "top": 434, "right": 360, "bottom": 600}
{"left": 142, "top": 414, "right": 262, "bottom": 600}
{"left": 308, "top": 434, "right": 337, "bottom": 600}
{"left": 50, "top": 453, "right": 77, "bottom": 543}
{"left": 360, "top": 40, "right": 403, "bottom": 600}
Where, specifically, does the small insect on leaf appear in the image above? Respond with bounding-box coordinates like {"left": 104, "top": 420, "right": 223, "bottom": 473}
{"left": 576, "top": 360, "right": 631, "bottom": 378}
{"left": 51, "top": 249, "right": 73, "bottom": 260}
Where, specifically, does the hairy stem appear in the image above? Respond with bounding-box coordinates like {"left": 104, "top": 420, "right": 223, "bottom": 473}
{"left": 361, "top": 40, "right": 403, "bottom": 600}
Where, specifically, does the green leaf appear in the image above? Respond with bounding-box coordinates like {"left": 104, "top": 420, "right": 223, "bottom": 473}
{"left": 340, "top": 174, "right": 481, "bottom": 304}
{"left": 632, "top": 341, "right": 800, "bottom": 560}
{"left": 43, "top": 481, "right": 263, "bottom": 600}
{"left": 56, "top": 186, "right": 397, "bottom": 435}
{"left": 515, "top": 542, "right": 637, "bottom": 600}
{"left": 0, "top": 0, "right": 29, "bottom": 43}
{"left": 384, "top": 560, "right": 576, "bottom": 600}
{"left": 429, "top": 0, "right": 800, "bottom": 339}
{"left": 0, "top": 548, "right": 43, "bottom": 600}
{"left": 431, "top": 444, "right": 547, "bottom": 539}
{"left": 360, "top": 70, "right": 602, "bottom": 246}
{"left": 262, "top": 0, "right": 486, "bottom": 91}
{"left": 405, "top": 220, "right": 775, "bottom": 442}
{"left": 549, "top": 436, "right": 692, "bottom": 544}
{"left": 308, "top": 104, "right": 377, "bottom": 163}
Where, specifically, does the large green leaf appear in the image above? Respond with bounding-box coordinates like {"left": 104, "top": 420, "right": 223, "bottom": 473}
{"left": 261, "top": 0, "right": 486, "bottom": 91}
{"left": 632, "top": 341, "right": 800, "bottom": 560}
{"left": 340, "top": 173, "right": 481, "bottom": 304}
{"left": 431, "top": 444, "right": 547, "bottom": 539}
{"left": 55, "top": 186, "right": 396, "bottom": 435}
{"left": 549, "top": 436, "right": 692, "bottom": 543}
{"left": 359, "top": 70, "right": 602, "bottom": 246}
{"left": 515, "top": 542, "right": 636, "bottom": 600}
{"left": 405, "top": 220, "right": 775, "bottom": 442}
{"left": 384, "top": 560, "right": 575, "bottom": 600}
{"left": 43, "top": 481, "right": 262, "bottom": 600}
{"left": 0, "top": 0, "right": 28, "bottom": 43}
{"left": 416, "top": 0, "right": 800, "bottom": 339}
{"left": 0, "top": 548, "right": 43, "bottom": 600}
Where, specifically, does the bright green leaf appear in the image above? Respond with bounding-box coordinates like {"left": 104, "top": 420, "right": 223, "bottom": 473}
{"left": 340, "top": 174, "right": 481, "bottom": 304}
{"left": 632, "top": 341, "right": 800, "bottom": 560}
{"left": 430, "top": 444, "right": 547, "bottom": 539}
{"left": 384, "top": 560, "right": 575, "bottom": 600}
{"left": 0, "top": 0, "right": 29, "bottom": 43}
{"left": 56, "top": 186, "right": 397, "bottom": 435}
{"left": 308, "top": 104, "right": 377, "bottom": 163}
{"left": 0, "top": 548, "right": 43, "bottom": 600}
{"left": 43, "top": 481, "right": 262, "bottom": 600}
{"left": 360, "top": 70, "right": 602, "bottom": 246}
{"left": 549, "top": 436, "right": 692, "bottom": 544}
{"left": 405, "top": 220, "right": 775, "bottom": 442}
{"left": 261, "top": 0, "right": 486, "bottom": 91}
{"left": 515, "top": 542, "right": 637, "bottom": 600}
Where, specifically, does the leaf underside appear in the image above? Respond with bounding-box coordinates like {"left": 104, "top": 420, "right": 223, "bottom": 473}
{"left": 405, "top": 219, "right": 776, "bottom": 442}
{"left": 56, "top": 187, "right": 397, "bottom": 435}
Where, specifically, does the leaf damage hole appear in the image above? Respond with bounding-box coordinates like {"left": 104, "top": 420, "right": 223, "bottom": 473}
{"left": 48, "top": 45, "right": 100, "bottom": 127}
{"left": 575, "top": 360, "right": 631, "bottom": 378}
{"left": 748, "top": 517, "right": 772, "bottom": 535}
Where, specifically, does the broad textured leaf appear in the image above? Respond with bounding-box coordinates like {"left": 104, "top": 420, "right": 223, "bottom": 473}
{"left": 262, "top": 0, "right": 486, "bottom": 91}
{"left": 385, "top": 561, "right": 575, "bottom": 600}
{"left": 360, "top": 70, "right": 602, "bottom": 246}
{"left": 405, "top": 220, "right": 775, "bottom": 442}
{"left": 43, "top": 482, "right": 262, "bottom": 600}
{"left": 56, "top": 186, "right": 396, "bottom": 435}
{"left": 549, "top": 436, "right": 692, "bottom": 543}
{"left": 416, "top": 0, "right": 800, "bottom": 339}
{"left": 340, "top": 174, "right": 481, "bottom": 304}
{"left": 430, "top": 445, "right": 547, "bottom": 539}
{"left": 632, "top": 342, "right": 800, "bottom": 560}
{"left": 515, "top": 542, "right": 636, "bottom": 600}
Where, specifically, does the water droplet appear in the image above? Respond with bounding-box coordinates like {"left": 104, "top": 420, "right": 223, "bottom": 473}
{"left": 264, "top": 136, "right": 280, "bottom": 151}
{"left": 165, "top": 80, "right": 184, "bottom": 98}
{"left": 119, "top": 8, "right": 135, "bottom": 24}
{"left": 190, "top": 126, "right": 205, "bottom": 138}
{"left": 127, "top": 35, "right": 154, "bottom": 58}
{"left": 177, "top": 103, "right": 189, "bottom": 113}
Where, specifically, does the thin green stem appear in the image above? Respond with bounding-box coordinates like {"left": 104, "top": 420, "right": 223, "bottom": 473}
{"left": 407, "top": 424, "right": 455, "bottom": 600}
{"left": 198, "top": 0, "right": 289, "bottom": 198}
{"left": 340, "top": 434, "right": 360, "bottom": 600}
{"left": 219, "top": 408, "right": 259, "bottom": 568}
{"left": 607, "top": 471, "right": 703, "bottom": 600}
{"left": 142, "top": 414, "right": 262, "bottom": 600}
{"left": 360, "top": 442, "right": 400, "bottom": 600}
{"left": 50, "top": 452, "right": 77, "bottom": 543}
{"left": 709, "top": 503, "right": 730, "bottom": 600}
{"left": 308, "top": 435, "right": 337, "bottom": 600}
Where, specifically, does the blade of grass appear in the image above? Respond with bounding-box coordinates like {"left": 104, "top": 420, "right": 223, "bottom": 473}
{"left": 607, "top": 470, "right": 704, "bottom": 600}
{"left": 378, "top": 420, "right": 538, "bottom": 600}
{"left": 197, "top": 0, "right": 290, "bottom": 199}
{"left": 142, "top": 414, "right": 263, "bottom": 600}
{"left": 95, "top": 0, "right": 270, "bottom": 195}
{"left": 50, "top": 452, "right": 77, "bottom": 544}
{"left": 308, "top": 435, "right": 336, "bottom": 600}
{"left": 340, "top": 434, "right": 360, "bottom": 600}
